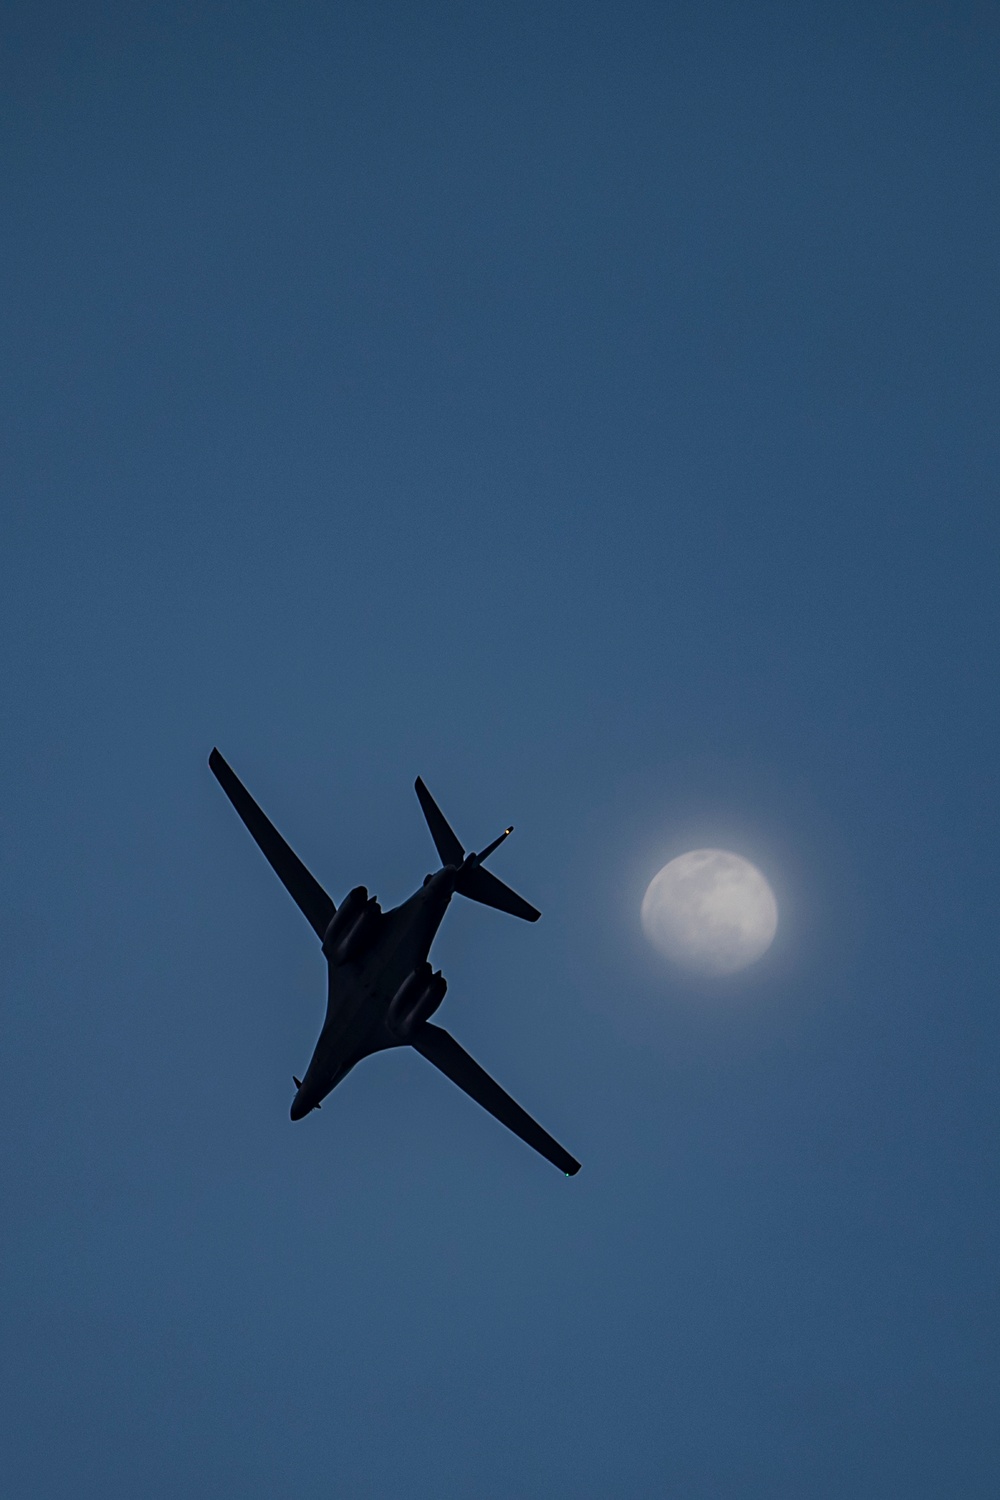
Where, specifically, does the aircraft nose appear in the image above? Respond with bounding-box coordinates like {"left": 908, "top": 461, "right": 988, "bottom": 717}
{"left": 290, "top": 1091, "right": 309, "bottom": 1121}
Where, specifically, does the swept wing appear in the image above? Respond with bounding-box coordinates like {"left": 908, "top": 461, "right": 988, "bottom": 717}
{"left": 411, "top": 1023, "right": 580, "bottom": 1175}
{"left": 209, "top": 749, "right": 336, "bottom": 939}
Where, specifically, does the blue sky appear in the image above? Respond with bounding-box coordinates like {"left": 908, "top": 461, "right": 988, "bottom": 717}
{"left": 3, "top": 3, "right": 998, "bottom": 1495}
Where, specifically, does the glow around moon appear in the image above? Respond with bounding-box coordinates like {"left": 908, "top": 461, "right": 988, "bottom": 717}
{"left": 641, "top": 850, "right": 778, "bottom": 976}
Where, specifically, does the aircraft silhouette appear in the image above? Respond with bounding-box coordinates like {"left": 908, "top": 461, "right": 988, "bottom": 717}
{"left": 209, "top": 750, "right": 580, "bottom": 1175}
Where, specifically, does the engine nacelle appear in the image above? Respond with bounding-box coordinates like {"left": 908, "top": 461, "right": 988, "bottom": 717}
{"left": 321, "top": 886, "right": 368, "bottom": 954}
{"left": 387, "top": 964, "right": 447, "bottom": 1039}
{"left": 336, "top": 899, "right": 382, "bottom": 964}
{"left": 323, "top": 887, "right": 381, "bottom": 964}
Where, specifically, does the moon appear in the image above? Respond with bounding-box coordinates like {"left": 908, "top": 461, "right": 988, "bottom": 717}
{"left": 641, "top": 850, "right": 778, "bottom": 976}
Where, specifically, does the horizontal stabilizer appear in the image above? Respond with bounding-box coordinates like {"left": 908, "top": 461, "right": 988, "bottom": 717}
{"left": 411, "top": 1023, "right": 580, "bottom": 1175}
{"left": 414, "top": 777, "right": 464, "bottom": 866}
{"left": 415, "top": 778, "right": 540, "bottom": 921}
{"left": 209, "top": 749, "right": 336, "bottom": 940}
{"left": 456, "top": 865, "right": 541, "bottom": 922}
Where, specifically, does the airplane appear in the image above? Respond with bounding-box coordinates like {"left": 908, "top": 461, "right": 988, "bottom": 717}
{"left": 209, "top": 749, "right": 580, "bottom": 1175}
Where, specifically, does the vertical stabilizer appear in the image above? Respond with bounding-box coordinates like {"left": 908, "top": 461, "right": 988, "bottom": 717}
{"left": 414, "top": 778, "right": 541, "bottom": 921}
{"left": 414, "top": 777, "right": 465, "bottom": 866}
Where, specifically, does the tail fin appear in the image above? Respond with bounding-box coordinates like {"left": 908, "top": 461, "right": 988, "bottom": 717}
{"left": 414, "top": 778, "right": 541, "bottom": 922}
{"left": 456, "top": 865, "right": 540, "bottom": 922}
{"left": 414, "top": 777, "right": 464, "bottom": 866}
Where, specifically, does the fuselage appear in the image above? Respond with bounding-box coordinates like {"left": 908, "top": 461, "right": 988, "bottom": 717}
{"left": 290, "top": 866, "right": 457, "bottom": 1119}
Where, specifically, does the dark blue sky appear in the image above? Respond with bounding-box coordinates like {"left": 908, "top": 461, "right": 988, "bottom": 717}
{"left": 3, "top": 3, "right": 998, "bottom": 1495}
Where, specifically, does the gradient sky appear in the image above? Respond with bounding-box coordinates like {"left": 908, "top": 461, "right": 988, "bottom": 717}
{"left": 3, "top": 3, "right": 998, "bottom": 1496}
